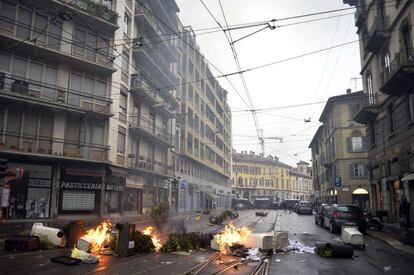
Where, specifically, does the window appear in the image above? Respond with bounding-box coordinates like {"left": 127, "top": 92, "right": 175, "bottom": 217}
{"left": 28, "top": 62, "right": 43, "bottom": 91}
{"left": 123, "top": 14, "right": 131, "bottom": 36}
{"left": 366, "top": 72, "right": 374, "bottom": 105}
{"left": 98, "top": 37, "right": 110, "bottom": 62}
{"left": 86, "top": 33, "right": 97, "bottom": 61}
{"left": 12, "top": 58, "right": 27, "bottom": 79}
{"left": 39, "top": 115, "right": 53, "bottom": 151}
{"left": 74, "top": 28, "right": 86, "bottom": 54}
{"left": 388, "top": 104, "right": 395, "bottom": 134}
{"left": 16, "top": 6, "right": 32, "bottom": 40}
{"left": 120, "top": 92, "right": 127, "bottom": 114}
{"left": 409, "top": 93, "right": 414, "bottom": 122}
{"left": 0, "top": 0, "right": 16, "bottom": 31}
{"left": 69, "top": 73, "right": 82, "bottom": 106}
{"left": 66, "top": 119, "right": 80, "bottom": 143}
{"left": 117, "top": 129, "right": 126, "bottom": 155}
{"left": 350, "top": 164, "right": 367, "bottom": 177}
{"left": 347, "top": 136, "right": 366, "bottom": 152}
{"left": 383, "top": 50, "right": 391, "bottom": 74}
{"left": 5, "top": 110, "right": 22, "bottom": 149}
{"left": 370, "top": 122, "right": 376, "bottom": 145}
{"left": 121, "top": 51, "right": 129, "bottom": 73}
{"left": 34, "top": 13, "right": 48, "bottom": 43}
{"left": 48, "top": 21, "right": 62, "bottom": 50}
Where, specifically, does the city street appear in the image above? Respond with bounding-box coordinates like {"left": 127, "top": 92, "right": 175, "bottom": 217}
{"left": 1, "top": 210, "right": 414, "bottom": 274}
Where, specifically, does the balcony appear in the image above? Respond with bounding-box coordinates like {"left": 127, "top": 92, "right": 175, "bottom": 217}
{"left": 128, "top": 155, "right": 170, "bottom": 178}
{"left": 0, "top": 74, "right": 112, "bottom": 117}
{"left": 129, "top": 116, "right": 174, "bottom": 148}
{"left": 381, "top": 48, "right": 414, "bottom": 95}
{"left": 354, "top": 4, "right": 367, "bottom": 29}
{"left": 134, "top": 4, "right": 160, "bottom": 37}
{"left": 58, "top": 0, "right": 118, "bottom": 30}
{"left": 0, "top": 133, "right": 109, "bottom": 162}
{"left": 353, "top": 94, "right": 379, "bottom": 124}
{"left": 130, "top": 73, "right": 178, "bottom": 117}
{"left": 132, "top": 40, "right": 178, "bottom": 87}
{"left": 0, "top": 31, "right": 115, "bottom": 75}
{"left": 364, "top": 18, "right": 390, "bottom": 54}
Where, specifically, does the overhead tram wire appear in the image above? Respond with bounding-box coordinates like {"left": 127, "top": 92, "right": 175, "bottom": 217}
{"left": 198, "top": 0, "right": 262, "bottom": 147}
{"left": 134, "top": 0, "right": 252, "bottom": 110}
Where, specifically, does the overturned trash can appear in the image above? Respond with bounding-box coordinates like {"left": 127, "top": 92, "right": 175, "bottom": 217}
{"left": 315, "top": 242, "right": 353, "bottom": 258}
{"left": 63, "top": 220, "right": 85, "bottom": 248}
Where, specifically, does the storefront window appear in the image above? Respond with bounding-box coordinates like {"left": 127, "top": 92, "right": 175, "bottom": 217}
{"left": 8, "top": 163, "right": 52, "bottom": 219}
{"left": 105, "top": 176, "right": 125, "bottom": 213}
{"left": 123, "top": 188, "right": 141, "bottom": 212}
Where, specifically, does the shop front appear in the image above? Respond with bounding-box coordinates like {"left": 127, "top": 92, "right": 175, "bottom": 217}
{"left": 58, "top": 163, "right": 105, "bottom": 217}
{"left": 124, "top": 174, "right": 144, "bottom": 216}
{"left": 104, "top": 166, "right": 127, "bottom": 216}
{"left": 7, "top": 163, "right": 53, "bottom": 220}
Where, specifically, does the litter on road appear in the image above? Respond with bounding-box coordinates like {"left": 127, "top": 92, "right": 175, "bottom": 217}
{"left": 285, "top": 239, "right": 315, "bottom": 254}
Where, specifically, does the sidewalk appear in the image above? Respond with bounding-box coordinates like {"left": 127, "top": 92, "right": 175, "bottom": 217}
{"left": 368, "top": 223, "right": 414, "bottom": 256}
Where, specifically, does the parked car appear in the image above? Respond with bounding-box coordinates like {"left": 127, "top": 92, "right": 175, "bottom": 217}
{"left": 314, "top": 204, "right": 330, "bottom": 226}
{"left": 324, "top": 204, "right": 366, "bottom": 234}
{"left": 293, "top": 202, "right": 300, "bottom": 212}
{"left": 297, "top": 202, "right": 313, "bottom": 215}
{"left": 279, "top": 199, "right": 299, "bottom": 210}
{"left": 271, "top": 201, "right": 280, "bottom": 210}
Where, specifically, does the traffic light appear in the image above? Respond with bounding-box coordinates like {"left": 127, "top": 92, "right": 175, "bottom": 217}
{"left": 0, "top": 158, "right": 8, "bottom": 179}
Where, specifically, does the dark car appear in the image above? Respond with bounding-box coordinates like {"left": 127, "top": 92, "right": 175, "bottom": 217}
{"left": 314, "top": 204, "right": 330, "bottom": 226}
{"left": 324, "top": 204, "right": 366, "bottom": 234}
{"left": 271, "top": 201, "right": 280, "bottom": 210}
{"left": 297, "top": 202, "right": 312, "bottom": 215}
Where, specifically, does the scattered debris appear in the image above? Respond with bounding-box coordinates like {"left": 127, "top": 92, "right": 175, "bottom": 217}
{"left": 31, "top": 223, "right": 67, "bottom": 248}
{"left": 247, "top": 248, "right": 261, "bottom": 261}
{"left": 299, "top": 260, "right": 306, "bottom": 263}
{"left": 315, "top": 242, "right": 354, "bottom": 258}
{"left": 70, "top": 248, "right": 99, "bottom": 264}
{"left": 275, "top": 258, "right": 282, "bottom": 263}
{"left": 384, "top": 266, "right": 392, "bottom": 271}
{"left": 285, "top": 240, "right": 315, "bottom": 254}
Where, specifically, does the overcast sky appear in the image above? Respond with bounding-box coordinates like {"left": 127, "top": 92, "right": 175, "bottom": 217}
{"left": 176, "top": 0, "right": 361, "bottom": 167}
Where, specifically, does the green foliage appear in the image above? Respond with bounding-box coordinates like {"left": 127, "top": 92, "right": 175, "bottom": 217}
{"left": 151, "top": 202, "right": 169, "bottom": 224}
{"left": 161, "top": 232, "right": 201, "bottom": 253}
{"left": 74, "top": 0, "right": 119, "bottom": 24}
{"left": 39, "top": 236, "right": 55, "bottom": 250}
{"left": 316, "top": 246, "right": 333, "bottom": 257}
{"left": 134, "top": 231, "right": 155, "bottom": 253}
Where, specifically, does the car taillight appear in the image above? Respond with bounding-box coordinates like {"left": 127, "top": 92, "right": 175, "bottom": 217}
{"left": 332, "top": 211, "right": 341, "bottom": 218}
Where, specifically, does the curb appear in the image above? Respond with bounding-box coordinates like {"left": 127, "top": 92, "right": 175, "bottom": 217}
{"left": 368, "top": 230, "right": 414, "bottom": 256}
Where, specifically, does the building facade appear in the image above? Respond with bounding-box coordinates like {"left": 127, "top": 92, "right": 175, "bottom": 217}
{"left": 232, "top": 151, "right": 291, "bottom": 202}
{"left": 345, "top": 0, "right": 414, "bottom": 224}
{"left": 290, "top": 161, "right": 313, "bottom": 202}
{"left": 174, "top": 26, "right": 232, "bottom": 212}
{"left": 0, "top": 0, "right": 231, "bottom": 228}
{"left": 309, "top": 91, "right": 370, "bottom": 207}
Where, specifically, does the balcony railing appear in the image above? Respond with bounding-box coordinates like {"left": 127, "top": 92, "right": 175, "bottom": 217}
{"left": 354, "top": 3, "right": 367, "bottom": 28}
{"left": 128, "top": 155, "right": 169, "bottom": 175}
{"left": 130, "top": 73, "right": 178, "bottom": 112}
{"left": 0, "top": 131, "right": 109, "bottom": 162}
{"left": 0, "top": 74, "right": 112, "bottom": 116}
{"left": 134, "top": 4, "right": 159, "bottom": 35}
{"left": 364, "top": 18, "right": 390, "bottom": 53}
{"left": 60, "top": 0, "right": 119, "bottom": 25}
{"left": 129, "top": 115, "right": 175, "bottom": 147}
{"left": 381, "top": 48, "right": 414, "bottom": 94}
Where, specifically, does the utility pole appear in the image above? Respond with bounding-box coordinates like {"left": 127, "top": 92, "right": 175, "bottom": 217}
{"left": 350, "top": 76, "right": 362, "bottom": 92}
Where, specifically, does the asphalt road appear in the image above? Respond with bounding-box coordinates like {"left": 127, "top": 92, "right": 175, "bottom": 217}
{"left": 1, "top": 210, "right": 413, "bottom": 274}
{"left": 270, "top": 210, "right": 414, "bottom": 275}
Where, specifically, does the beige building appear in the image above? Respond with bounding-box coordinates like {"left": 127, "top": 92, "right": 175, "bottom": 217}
{"left": 232, "top": 151, "right": 291, "bottom": 202}
{"left": 309, "top": 91, "right": 370, "bottom": 207}
{"left": 174, "top": 26, "right": 232, "bottom": 211}
{"left": 345, "top": 0, "right": 414, "bottom": 224}
{"left": 290, "top": 161, "right": 313, "bottom": 202}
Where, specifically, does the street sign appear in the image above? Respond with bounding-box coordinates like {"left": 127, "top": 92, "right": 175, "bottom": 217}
{"left": 334, "top": 177, "right": 342, "bottom": 187}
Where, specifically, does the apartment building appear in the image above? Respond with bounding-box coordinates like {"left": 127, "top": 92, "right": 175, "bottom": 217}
{"left": 290, "top": 161, "right": 313, "bottom": 202}
{"left": 309, "top": 91, "right": 370, "bottom": 208}
{"left": 345, "top": 0, "right": 414, "bottom": 224}
{"left": 0, "top": 0, "right": 119, "bottom": 223}
{"left": 174, "top": 26, "right": 232, "bottom": 212}
{"left": 232, "top": 151, "right": 291, "bottom": 202}
{"left": 0, "top": 0, "right": 185, "bottom": 226}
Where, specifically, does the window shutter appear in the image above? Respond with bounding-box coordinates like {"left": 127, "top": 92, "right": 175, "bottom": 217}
{"left": 349, "top": 164, "right": 354, "bottom": 178}
{"left": 362, "top": 136, "right": 368, "bottom": 151}
{"left": 364, "top": 164, "right": 369, "bottom": 177}
{"left": 347, "top": 137, "right": 352, "bottom": 152}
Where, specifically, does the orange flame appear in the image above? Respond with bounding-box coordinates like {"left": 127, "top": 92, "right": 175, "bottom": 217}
{"left": 84, "top": 221, "right": 112, "bottom": 253}
{"left": 215, "top": 223, "right": 251, "bottom": 254}
{"left": 142, "top": 226, "right": 162, "bottom": 251}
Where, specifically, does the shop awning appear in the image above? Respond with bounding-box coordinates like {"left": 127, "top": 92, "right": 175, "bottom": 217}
{"left": 107, "top": 165, "right": 129, "bottom": 177}
{"left": 402, "top": 173, "right": 414, "bottom": 182}
{"left": 205, "top": 192, "right": 217, "bottom": 199}
{"left": 64, "top": 164, "right": 105, "bottom": 177}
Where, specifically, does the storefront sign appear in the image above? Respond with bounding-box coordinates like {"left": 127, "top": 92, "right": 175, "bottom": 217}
{"left": 106, "top": 184, "right": 124, "bottom": 192}
{"left": 60, "top": 181, "right": 102, "bottom": 190}
{"left": 29, "top": 178, "right": 52, "bottom": 188}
